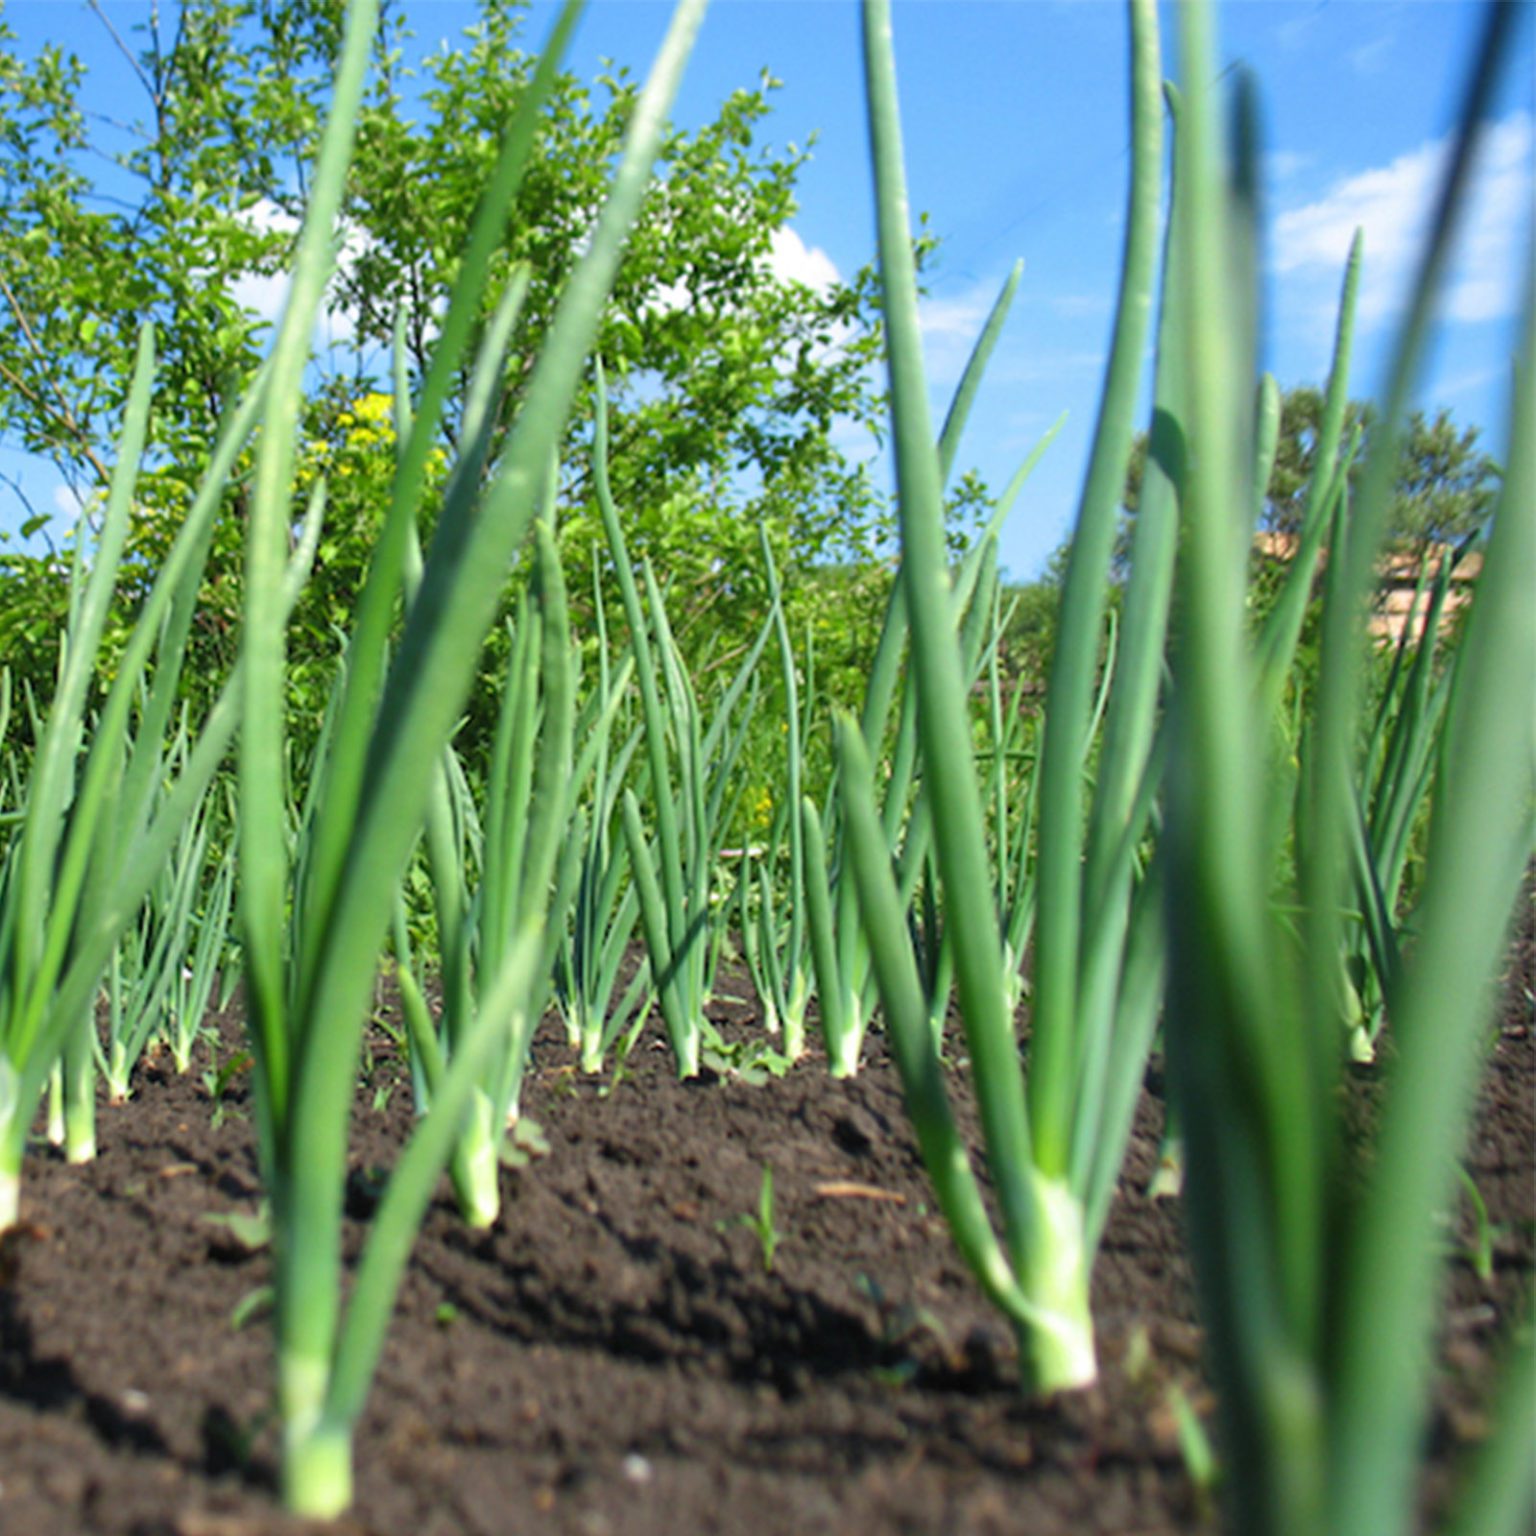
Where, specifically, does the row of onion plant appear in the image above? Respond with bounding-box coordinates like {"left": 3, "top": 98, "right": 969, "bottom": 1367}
{"left": 0, "top": 329, "right": 308, "bottom": 1228}
{"left": 740, "top": 264, "right": 1064, "bottom": 1078}
{"left": 0, "top": 0, "right": 1522, "bottom": 1527}
{"left": 63, "top": 709, "right": 236, "bottom": 1147}
{"left": 1340, "top": 531, "right": 1480, "bottom": 1063}
{"left": 551, "top": 561, "right": 651, "bottom": 1074}
{"left": 390, "top": 516, "right": 585, "bottom": 1230}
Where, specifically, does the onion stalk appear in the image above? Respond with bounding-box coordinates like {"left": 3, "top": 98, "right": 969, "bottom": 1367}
{"left": 231, "top": 0, "right": 707, "bottom": 1512}
{"left": 841, "top": 0, "right": 1164, "bottom": 1393}
{"left": 592, "top": 365, "right": 773, "bottom": 1077}
{"left": 1160, "top": 4, "right": 1532, "bottom": 1532}
{"left": 553, "top": 561, "right": 650, "bottom": 1075}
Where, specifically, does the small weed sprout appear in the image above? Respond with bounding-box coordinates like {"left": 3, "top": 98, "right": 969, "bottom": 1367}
{"left": 721, "top": 1164, "right": 783, "bottom": 1273}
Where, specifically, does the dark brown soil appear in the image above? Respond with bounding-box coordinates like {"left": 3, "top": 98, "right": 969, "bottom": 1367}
{"left": 0, "top": 908, "right": 1530, "bottom": 1536}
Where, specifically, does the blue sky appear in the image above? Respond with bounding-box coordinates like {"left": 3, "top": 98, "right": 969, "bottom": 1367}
{"left": 1, "top": 0, "right": 1532, "bottom": 578}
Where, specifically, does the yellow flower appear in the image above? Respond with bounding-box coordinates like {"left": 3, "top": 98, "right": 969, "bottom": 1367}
{"left": 353, "top": 391, "right": 394, "bottom": 423}
{"left": 751, "top": 786, "right": 774, "bottom": 831}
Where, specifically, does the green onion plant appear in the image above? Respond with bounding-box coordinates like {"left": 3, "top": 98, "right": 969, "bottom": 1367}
{"left": 1340, "top": 534, "right": 1476, "bottom": 1061}
{"left": 552, "top": 563, "right": 651, "bottom": 1075}
{"left": 163, "top": 801, "right": 238, "bottom": 1076}
{"left": 0, "top": 324, "right": 298, "bottom": 1224}
{"left": 979, "top": 578, "right": 1041, "bottom": 1018}
{"left": 230, "top": 0, "right": 706, "bottom": 1513}
{"left": 735, "top": 527, "right": 813, "bottom": 1058}
{"left": 797, "top": 388, "right": 1060, "bottom": 1077}
{"left": 97, "top": 764, "right": 234, "bottom": 1098}
{"left": 1159, "top": 4, "right": 1533, "bottom": 1533}
{"left": 393, "top": 518, "right": 590, "bottom": 1228}
{"left": 593, "top": 365, "right": 772, "bottom": 1077}
{"left": 836, "top": 0, "right": 1164, "bottom": 1393}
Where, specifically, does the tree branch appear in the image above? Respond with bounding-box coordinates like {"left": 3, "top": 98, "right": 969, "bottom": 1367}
{"left": 0, "top": 273, "right": 113, "bottom": 487}
{"left": 87, "top": 0, "right": 158, "bottom": 106}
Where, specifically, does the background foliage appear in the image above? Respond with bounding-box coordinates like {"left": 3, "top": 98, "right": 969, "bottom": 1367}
{"left": 0, "top": 0, "right": 905, "bottom": 771}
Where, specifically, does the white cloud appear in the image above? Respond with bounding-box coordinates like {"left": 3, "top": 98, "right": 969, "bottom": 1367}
{"left": 229, "top": 268, "right": 292, "bottom": 327}
{"left": 229, "top": 198, "right": 300, "bottom": 325}
{"left": 918, "top": 281, "right": 996, "bottom": 387}
{"left": 915, "top": 271, "right": 1108, "bottom": 392}
{"left": 642, "top": 277, "right": 692, "bottom": 318}
{"left": 229, "top": 196, "right": 368, "bottom": 343}
{"left": 639, "top": 226, "right": 841, "bottom": 321}
{"left": 1434, "top": 362, "right": 1510, "bottom": 401}
{"left": 52, "top": 483, "right": 84, "bottom": 519}
{"left": 242, "top": 197, "right": 299, "bottom": 240}
{"left": 1274, "top": 110, "right": 1533, "bottom": 329}
{"left": 919, "top": 290, "right": 991, "bottom": 341}
{"left": 763, "top": 226, "right": 840, "bottom": 293}
{"left": 1274, "top": 11, "right": 1323, "bottom": 53}
{"left": 917, "top": 275, "right": 1099, "bottom": 392}
{"left": 994, "top": 350, "right": 1106, "bottom": 386}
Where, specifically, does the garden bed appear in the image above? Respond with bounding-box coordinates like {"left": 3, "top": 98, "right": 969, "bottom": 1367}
{"left": 0, "top": 914, "right": 1529, "bottom": 1536}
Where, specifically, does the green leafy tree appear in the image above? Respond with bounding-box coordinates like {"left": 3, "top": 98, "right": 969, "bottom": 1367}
{"left": 0, "top": 0, "right": 352, "bottom": 704}
{"left": 1387, "top": 404, "right": 1501, "bottom": 547}
{"left": 0, "top": 0, "right": 893, "bottom": 739}
{"left": 334, "top": 2, "right": 890, "bottom": 622}
{"left": 1111, "top": 386, "right": 1499, "bottom": 702}
{"left": 1121, "top": 384, "right": 1500, "bottom": 549}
